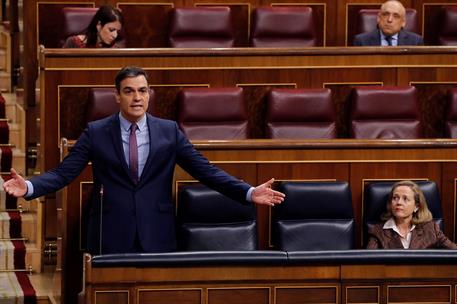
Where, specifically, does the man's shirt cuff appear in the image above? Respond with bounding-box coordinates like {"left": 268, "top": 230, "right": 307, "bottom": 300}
{"left": 246, "top": 187, "right": 255, "bottom": 202}
{"left": 25, "top": 180, "right": 34, "bottom": 198}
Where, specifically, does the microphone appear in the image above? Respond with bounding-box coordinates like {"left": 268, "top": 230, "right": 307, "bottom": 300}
{"left": 99, "top": 185, "right": 104, "bottom": 255}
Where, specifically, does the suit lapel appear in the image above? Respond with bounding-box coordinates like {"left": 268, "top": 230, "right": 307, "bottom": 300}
{"left": 408, "top": 225, "right": 425, "bottom": 249}
{"left": 371, "top": 30, "right": 381, "bottom": 46}
{"left": 138, "top": 114, "right": 158, "bottom": 184}
{"left": 384, "top": 229, "right": 404, "bottom": 249}
{"left": 398, "top": 30, "right": 407, "bottom": 45}
{"left": 108, "top": 114, "right": 132, "bottom": 182}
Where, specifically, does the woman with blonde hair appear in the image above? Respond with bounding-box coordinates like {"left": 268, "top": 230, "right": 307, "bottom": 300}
{"left": 367, "top": 180, "right": 457, "bottom": 249}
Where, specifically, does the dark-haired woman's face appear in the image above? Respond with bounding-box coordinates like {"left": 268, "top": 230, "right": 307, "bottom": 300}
{"left": 97, "top": 21, "right": 122, "bottom": 45}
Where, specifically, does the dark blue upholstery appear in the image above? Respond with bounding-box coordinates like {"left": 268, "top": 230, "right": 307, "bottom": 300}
{"left": 363, "top": 181, "right": 444, "bottom": 245}
{"left": 273, "top": 181, "right": 354, "bottom": 251}
{"left": 177, "top": 184, "right": 257, "bottom": 251}
{"left": 91, "top": 249, "right": 457, "bottom": 267}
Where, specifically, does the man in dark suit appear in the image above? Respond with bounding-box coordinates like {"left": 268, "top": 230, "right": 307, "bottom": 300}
{"left": 4, "top": 66, "right": 285, "bottom": 254}
{"left": 353, "top": 0, "right": 423, "bottom": 46}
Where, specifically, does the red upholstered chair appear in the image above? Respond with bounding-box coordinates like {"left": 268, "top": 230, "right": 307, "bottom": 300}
{"left": 177, "top": 87, "right": 249, "bottom": 139}
{"left": 168, "top": 7, "right": 235, "bottom": 48}
{"left": 351, "top": 8, "right": 418, "bottom": 44}
{"left": 437, "top": 6, "right": 457, "bottom": 45}
{"left": 349, "top": 86, "right": 422, "bottom": 139}
{"left": 86, "top": 88, "right": 155, "bottom": 122}
{"left": 266, "top": 88, "right": 337, "bottom": 139}
{"left": 60, "top": 7, "right": 98, "bottom": 47}
{"left": 445, "top": 88, "right": 457, "bottom": 138}
{"left": 250, "top": 7, "right": 317, "bottom": 47}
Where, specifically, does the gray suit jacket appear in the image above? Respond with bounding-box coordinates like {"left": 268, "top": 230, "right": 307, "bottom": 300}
{"left": 353, "top": 29, "right": 424, "bottom": 46}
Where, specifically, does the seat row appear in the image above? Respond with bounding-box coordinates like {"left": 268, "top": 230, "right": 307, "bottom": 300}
{"left": 61, "top": 5, "right": 457, "bottom": 48}
{"left": 86, "top": 86, "right": 457, "bottom": 140}
{"left": 176, "top": 180, "right": 444, "bottom": 251}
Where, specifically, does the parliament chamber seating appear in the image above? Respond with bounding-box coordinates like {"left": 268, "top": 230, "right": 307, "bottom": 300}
{"left": 250, "top": 6, "right": 317, "bottom": 47}
{"left": 273, "top": 181, "right": 354, "bottom": 251}
{"left": 168, "top": 7, "right": 235, "bottom": 48}
{"left": 86, "top": 87, "right": 155, "bottom": 122}
{"left": 176, "top": 184, "right": 258, "bottom": 251}
{"left": 349, "top": 86, "right": 423, "bottom": 139}
{"left": 363, "top": 180, "right": 444, "bottom": 246}
{"left": 177, "top": 87, "right": 249, "bottom": 139}
{"left": 265, "top": 88, "right": 336, "bottom": 139}
{"left": 437, "top": 6, "right": 457, "bottom": 45}
{"left": 60, "top": 7, "right": 97, "bottom": 47}
{"left": 445, "top": 88, "right": 457, "bottom": 138}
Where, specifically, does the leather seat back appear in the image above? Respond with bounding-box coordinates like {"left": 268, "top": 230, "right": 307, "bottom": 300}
{"left": 60, "top": 7, "right": 98, "bottom": 47}
{"left": 169, "top": 7, "right": 235, "bottom": 47}
{"left": 350, "top": 86, "right": 422, "bottom": 139}
{"left": 438, "top": 6, "right": 457, "bottom": 45}
{"left": 445, "top": 88, "right": 457, "bottom": 137}
{"left": 273, "top": 181, "right": 354, "bottom": 251}
{"left": 177, "top": 184, "right": 258, "bottom": 251}
{"left": 250, "top": 6, "right": 317, "bottom": 47}
{"left": 266, "top": 88, "right": 336, "bottom": 139}
{"left": 177, "top": 87, "right": 249, "bottom": 139}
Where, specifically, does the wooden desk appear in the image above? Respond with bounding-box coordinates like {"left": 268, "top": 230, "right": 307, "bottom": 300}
{"left": 57, "top": 138, "right": 457, "bottom": 304}
{"left": 82, "top": 251, "right": 457, "bottom": 304}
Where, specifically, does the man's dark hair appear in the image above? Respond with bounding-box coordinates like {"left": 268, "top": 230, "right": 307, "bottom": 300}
{"left": 115, "top": 66, "right": 149, "bottom": 92}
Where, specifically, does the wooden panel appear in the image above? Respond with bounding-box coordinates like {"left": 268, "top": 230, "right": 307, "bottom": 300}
{"left": 138, "top": 288, "right": 202, "bottom": 304}
{"left": 387, "top": 285, "right": 451, "bottom": 303}
{"left": 94, "top": 290, "right": 129, "bottom": 304}
{"left": 207, "top": 288, "right": 269, "bottom": 304}
{"left": 344, "top": 285, "right": 379, "bottom": 304}
{"left": 119, "top": 3, "right": 174, "bottom": 48}
{"left": 275, "top": 286, "right": 338, "bottom": 304}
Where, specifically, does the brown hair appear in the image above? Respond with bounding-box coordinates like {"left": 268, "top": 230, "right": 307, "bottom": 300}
{"left": 381, "top": 180, "right": 433, "bottom": 224}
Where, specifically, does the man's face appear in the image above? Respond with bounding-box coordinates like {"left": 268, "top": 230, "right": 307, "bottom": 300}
{"left": 377, "top": 1, "right": 406, "bottom": 36}
{"left": 115, "top": 75, "right": 149, "bottom": 122}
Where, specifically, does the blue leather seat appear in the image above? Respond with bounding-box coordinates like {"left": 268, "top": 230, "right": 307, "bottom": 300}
{"left": 273, "top": 181, "right": 354, "bottom": 251}
{"left": 177, "top": 184, "right": 257, "bottom": 251}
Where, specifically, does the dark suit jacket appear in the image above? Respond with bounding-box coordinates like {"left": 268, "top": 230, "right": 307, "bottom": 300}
{"left": 367, "top": 221, "right": 457, "bottom": 249}
{"left": 29, "top": 113, "right": 251, "bottom": 254}
{"left": 353, "top": 29, "right": 424, "bottom": 46}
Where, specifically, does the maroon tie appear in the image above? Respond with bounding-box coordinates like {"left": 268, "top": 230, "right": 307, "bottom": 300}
{"left": 129, "top": 123, "right": 138, "bottom": 183}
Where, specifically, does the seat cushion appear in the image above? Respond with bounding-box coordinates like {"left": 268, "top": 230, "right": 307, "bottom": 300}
{"left": 250, "top": 7, "right": 317, "bottom": 47}
{"left": 169, "top": 7, "right": 235, "bottom": 47}
{"left": 266, "top": 88, "right": 336, "bottom": 139}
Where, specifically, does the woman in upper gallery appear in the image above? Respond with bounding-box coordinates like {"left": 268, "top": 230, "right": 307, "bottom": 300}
{"left": 367, "top": 180, "right": 457, "bottom": 249}
{"left": 63, "top": 5, "right": 124, "bottom": 48}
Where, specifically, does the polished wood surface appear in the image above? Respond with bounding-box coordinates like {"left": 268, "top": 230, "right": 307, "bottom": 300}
{"left": 83, "top": 254, "right": 457, "bottom": 304}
